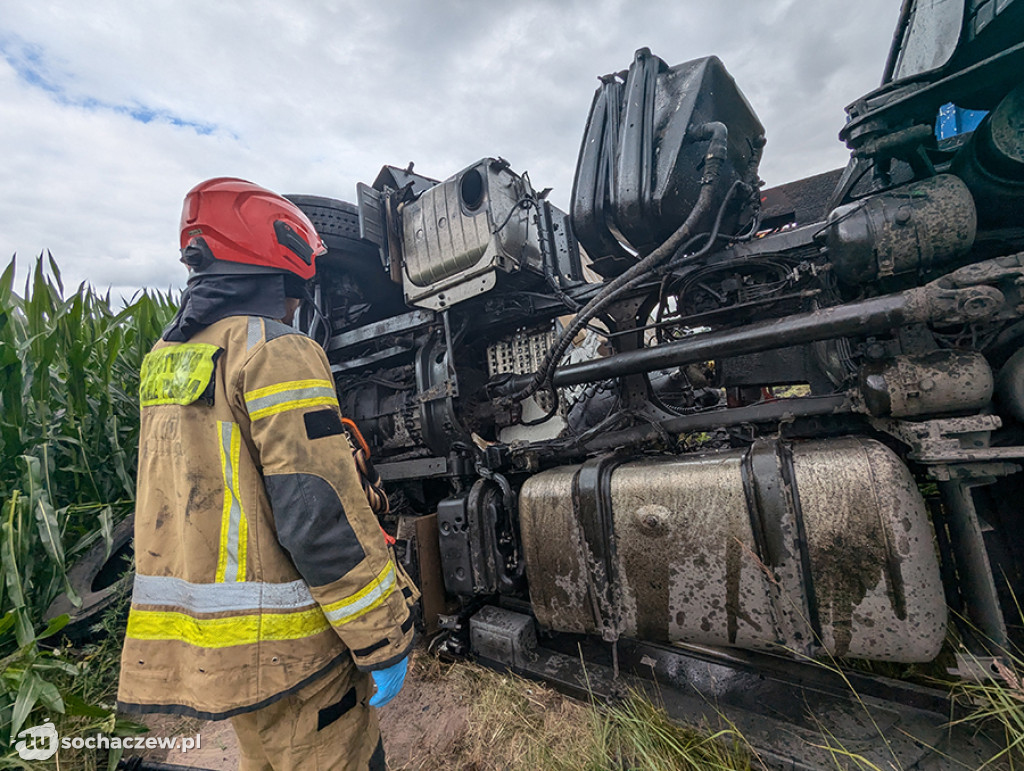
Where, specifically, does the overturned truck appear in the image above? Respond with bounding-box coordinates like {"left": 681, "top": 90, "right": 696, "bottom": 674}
{"left": 60, "top": 1, "right": 1024, "bottom": 766}
{"left": 281, "top": 2, "right": 1024, "bottom": 763}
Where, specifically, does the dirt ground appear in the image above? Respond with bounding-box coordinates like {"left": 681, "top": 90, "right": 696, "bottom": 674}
{"left": 133, "top": 653, "right": 488, "bottom": 770}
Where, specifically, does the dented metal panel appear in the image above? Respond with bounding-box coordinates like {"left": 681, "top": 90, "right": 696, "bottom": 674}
{"left": 519, "top": 437, "right": 947, "bottom": 663}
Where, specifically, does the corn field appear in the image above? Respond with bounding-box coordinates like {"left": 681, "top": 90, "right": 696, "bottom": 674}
{"left": 0, "top": 254, "right": 175, "bottom": 763}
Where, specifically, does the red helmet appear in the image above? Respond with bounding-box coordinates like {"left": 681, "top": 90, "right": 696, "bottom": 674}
{"left": 179, "top": 177, "right": 326, "bottom": 280}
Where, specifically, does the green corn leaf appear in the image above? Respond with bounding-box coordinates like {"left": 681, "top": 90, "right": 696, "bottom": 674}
{"left": 0, "top": 609, "right": 16, "bottom": 637}
{"left": 99, "top": 505, "right": 114, "bottom": 562}
{"left": 10, "top": 670, "right": 43, "bottom": 742}
{"left": 0, "top": 256, "right": 14, "bottom": 298}
{"left": 110, "top": 415, "right": 134, "bottom": 496}
{"left": 30, "top": 654, "right": 77, "bottom": 677}
{"left": 21, "top": 454, "right": 81, "bottom": 613}
{"left": 36, "top": 613, "right": 69, "bottom": 640}
{"left": 46, "top": 251, "right": 63, "bottom": 298}
{"left": 34, "top": 677, "right": 63, "bottom": 714}
{"left": 107, "top": 746, "right": 126, "bottom": 771}
{"left": 62, "top": 692, "right": 111, "bottom": 719}
{"left": 1, "top": 496, "right": 32, "bottom": 648}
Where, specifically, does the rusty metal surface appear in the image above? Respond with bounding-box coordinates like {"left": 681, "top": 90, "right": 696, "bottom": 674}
{"left": 413, "top": 513, "right": 447, "bottom": 636}
{"left": 519, "top": 437, "right": 947, "bottom": 663}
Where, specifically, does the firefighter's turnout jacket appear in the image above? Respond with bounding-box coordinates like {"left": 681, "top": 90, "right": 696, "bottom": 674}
{"left": 117, "top": 314, "right": 416, "bottom": 718}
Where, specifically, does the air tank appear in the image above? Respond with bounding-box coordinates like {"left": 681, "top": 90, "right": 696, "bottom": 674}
{"left": 519, "top": 436, "right": 947, "bottom": 663}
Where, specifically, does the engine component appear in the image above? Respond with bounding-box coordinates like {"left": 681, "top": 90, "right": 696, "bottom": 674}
{"left": 438, "top": 479, "right": 521, "bottom": 596}
{"left": 996, "top": 345, "right": 1024, "bottom": 423}
{"left": 486, "top": 324, "right": 567, "bottom": 441}
{"left": 824, "top": 174, "right": 977, "bottom": 285}
{"left": 952, "top": 81, "right": 1024, "bottom": 229}
{"left": 469, "top": 606, "right": 537, "bottom": 669}
{"left": 399, "top": 159, "right": 579, "bottom": 310}
{"left": 496, "top": 256, "right": 1019, "bottom": 394}
{"left": 519, "top": 437, "right": 947, "bottom": 662}
{"left": 338, "top": 382, "right": 422, "bottom": 456}
{"left": 572, "top": 49, "right": 764, "bottom": 277}
{"left": 859, "top": 350, "right": 994, "bottom": 418}
{"left": 487, "top": 325, "right": 559, "bottom": 380}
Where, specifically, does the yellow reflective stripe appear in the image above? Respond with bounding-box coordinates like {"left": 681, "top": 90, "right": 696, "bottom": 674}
{"left": 215, "top": 422, "right": 247, "bottom": 583}
{"left": 125, "top": 606, "right": 330, "bottom": 648}
{"left": 322, "top": 563, "right": 397, "bottom": 627}
{"left": 245, "top": 379, "right": 334, "bottom": 401}
{"left": 249, "top": 396, "right": 338, "bottom": 421}
{"left": 243, "top": 379, "right": 338, "bottom": 421}
{"left": 232, "top": 427, "right": 248, "bottom": 581}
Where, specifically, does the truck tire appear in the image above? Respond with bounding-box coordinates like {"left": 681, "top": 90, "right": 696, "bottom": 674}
{"left": 285, "top": 195, "right": 362, "bottom": 246}
{"left": 287, "top": 194, "right": 407, "bottom": 322}
{"left": 45, "top": 514, "right": 135, "bottom": 641}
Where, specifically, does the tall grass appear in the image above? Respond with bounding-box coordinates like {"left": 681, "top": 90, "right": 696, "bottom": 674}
{"left": 950, "top": 597, "right": 1024, "bottom": 768}
{"left": 0, "top": 254, "right": 175, "bottom": 759}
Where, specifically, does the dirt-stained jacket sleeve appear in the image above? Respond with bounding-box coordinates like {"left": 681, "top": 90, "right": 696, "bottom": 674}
{"left": 239, "top": 329, "right": 414, "bottom": 671}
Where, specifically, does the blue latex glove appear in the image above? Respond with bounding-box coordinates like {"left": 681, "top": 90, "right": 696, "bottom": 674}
{"left": 368, "top": 656, "right": 409, "bottom": 708}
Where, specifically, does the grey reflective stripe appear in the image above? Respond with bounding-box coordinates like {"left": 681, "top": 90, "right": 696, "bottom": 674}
{"left": 132, "top": 574, "right": 317, "bottom": 614}
{"left": 324, "top": 564, "right": 397, "bottom": 626}
{"left": 244, "top": 385, "right": 337, "bottom": 415}
{"left": 217, "top": 421, "right": 245, "bottom": 583}
{"left": 247, "top": 317, "right": 263, "bottom": 351}
{"left": 264, "top": 318, "right": 301, "bottom": 342}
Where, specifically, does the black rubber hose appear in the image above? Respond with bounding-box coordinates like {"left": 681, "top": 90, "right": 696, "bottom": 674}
{"left": 505, "top": 122, "right": 730, "bottom": 404}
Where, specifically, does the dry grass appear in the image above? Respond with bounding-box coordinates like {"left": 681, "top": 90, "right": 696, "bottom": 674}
{"left": 951, "top": 650, "right": 1024, "bottom": 768}
{"left": 392, "top": 654, "right": 752, "bottom": 771}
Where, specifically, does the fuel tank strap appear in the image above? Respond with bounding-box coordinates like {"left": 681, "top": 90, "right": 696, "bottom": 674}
{"left": 571, "top": 455, "right": 628, "bottom": 641}
{"left": 740, "top": 439, "right": 821, "bottom": 654}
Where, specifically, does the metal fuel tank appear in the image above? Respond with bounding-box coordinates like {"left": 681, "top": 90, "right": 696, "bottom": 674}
{"left": 519, "top": 436, "right": 947, "bottom": 663}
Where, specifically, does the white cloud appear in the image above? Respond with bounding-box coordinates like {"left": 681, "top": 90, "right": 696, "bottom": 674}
{"left": 0, "top": 0, "right": 902, "bottom": 296}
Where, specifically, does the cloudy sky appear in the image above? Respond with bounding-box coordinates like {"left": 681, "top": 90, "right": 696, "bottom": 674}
{"left": 1, "top": 1, "right": 902, "bottom": 298}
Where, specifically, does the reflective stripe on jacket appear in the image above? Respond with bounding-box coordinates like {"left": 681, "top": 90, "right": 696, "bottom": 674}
{"left": 117, "top": 315, "right": 416, "bottom": 719}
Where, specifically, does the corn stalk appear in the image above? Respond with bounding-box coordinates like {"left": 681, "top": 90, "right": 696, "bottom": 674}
{"left": 0, "top": 254, "right": 175, "bottom": 752}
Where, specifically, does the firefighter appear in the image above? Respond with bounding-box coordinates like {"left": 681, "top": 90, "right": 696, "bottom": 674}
{"left": 117, "top": 178, "right": 418, "bottom": 771}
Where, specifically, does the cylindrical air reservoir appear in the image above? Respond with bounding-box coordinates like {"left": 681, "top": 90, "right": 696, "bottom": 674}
{"left": 996, "top": 345, "right": 1024, "bottom": 424}
{"left": 824, "top": 174, "right": 976, "bottom": 285}
{"left": 519, "top": 437, "right": 947, "bottom": 663}
{"left": 859, "top": 350, "right": 994, "bottom": 418}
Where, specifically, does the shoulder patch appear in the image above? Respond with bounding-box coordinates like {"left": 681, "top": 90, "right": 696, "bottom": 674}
{"left": 140, "top": 344, "right": 222, "bottom": 407}
{"left": 304, "top": 409, "right": 344, "bottom": 440}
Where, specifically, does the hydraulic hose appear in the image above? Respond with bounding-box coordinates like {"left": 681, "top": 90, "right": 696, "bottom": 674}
{"left": 503, "top": 122, "right": 730, "bottom": 405}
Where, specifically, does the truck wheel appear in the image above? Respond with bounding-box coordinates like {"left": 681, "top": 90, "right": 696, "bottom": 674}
{"left": 287, "top": 194, "right": 407, "bottom": 322}
{"left": 285, "top": 195, "right": 362, "bottom": 244}
{"left": 45, "top": 514, "right": 135, "bottom": 641}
